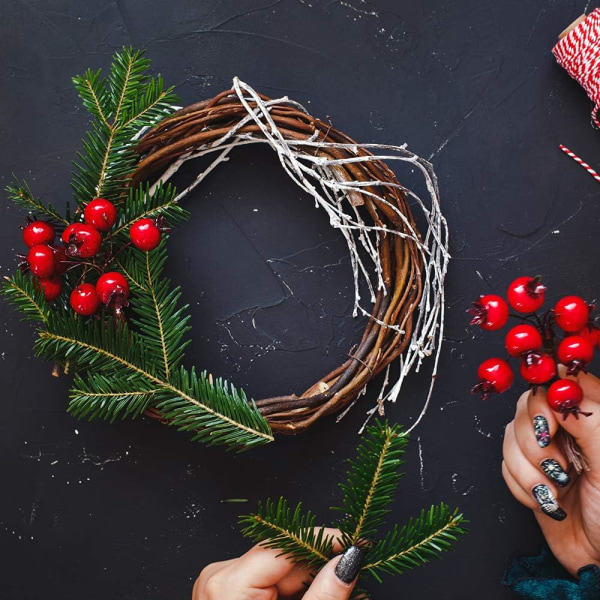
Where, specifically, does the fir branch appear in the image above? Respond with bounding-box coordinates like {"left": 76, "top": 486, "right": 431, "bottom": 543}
{"left": 71, "top": 47, "right": 179, "bottom": 206}
{"left": 1, "top": 272, "right": 49, "bottom": 323}
{"left": 6, "top": 179, "right": 69, "bottom": 226}
{"left": 110, "top": 182, "right": 189, "bottom": 241}
{"left": 239, "top": 498, "right": 335, "bottom": 570}
{"left": 70, "top": 372, "right": 159, "bottom": 421}
{"left": 334, "top": 420, "right": 407, "bottom": 546}
{"left": 34, "top": 315, "right": 273, "bottom": 450}
{"left": 121, "top": 241, "right": 192, "bottom": 378}
{"left": 155, "top": 368, "right": 274, "bottom": 451}
{"left": 239, "top": 422, "right": 467, "bottom": 594}
{"left": 362, "top": 505, "right": 467, "bottom": 582}
{"left": 114, "top": 258, "right": 148, "bottom": 291}
{"left": 72, "top": 68, "right": 110, "bottom": 127}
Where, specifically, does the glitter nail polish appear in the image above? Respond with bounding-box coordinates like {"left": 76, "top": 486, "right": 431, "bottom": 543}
{"left": 335, "top": 546, "right": 363, "bottom": 584}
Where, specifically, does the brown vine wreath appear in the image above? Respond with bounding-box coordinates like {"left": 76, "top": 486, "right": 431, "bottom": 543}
{"left": 134, "top": 78, "right": 449, "bottom": 435}
{"left": 3, "top": 50, "right": 447, "bottom": 450}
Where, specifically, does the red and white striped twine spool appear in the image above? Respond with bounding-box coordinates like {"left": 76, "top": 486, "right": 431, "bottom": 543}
{"left": 553, "top": 8, "right": 600, "bottom": 127}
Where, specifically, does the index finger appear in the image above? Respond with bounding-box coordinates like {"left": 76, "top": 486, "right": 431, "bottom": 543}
{"left": 231, "top": 527, "right": 344, "bottom": 589}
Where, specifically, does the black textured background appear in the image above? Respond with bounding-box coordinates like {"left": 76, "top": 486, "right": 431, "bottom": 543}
{"left": 1, "top": 1, "right": 599, "bottom": 598}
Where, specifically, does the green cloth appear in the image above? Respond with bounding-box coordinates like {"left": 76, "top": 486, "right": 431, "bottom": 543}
{"left": 503, "top": 545, "right": 600, "bottom": 599}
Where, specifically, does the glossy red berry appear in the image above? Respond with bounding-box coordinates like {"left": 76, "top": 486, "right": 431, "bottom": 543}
{"left": 27, "top": 244, "right": 55, "bottom": 277}
{"left": 507, "top": 276, "right": 546, "bottom": 313}
{"left": 467, "top": 294, "right": 509, "bottom": 331}
{"left": 96, "top": 272, "right": 129, "bottom": 305}
{"left": 505, "top": 324, "right": 543, "bottom": 358}
{"left": 61, "top": 223, "right": 102, "bottom": 258}
{"left": 472, "top": 358, "right": 514, "bottom": 399}
{"left": 84, "top": 198, "right": 117, "bottom": 232}
{"left": 554, "top": 296, "right": 590, "bottom": 333}
{"left": 22, "top": 221, "right": 55, "bottom": 248}
{"left": 70, "top": 283, "right": 100, "bottom": 315}
{"left": 129, "top": 218, "right": 162, "bottom": 251}
{"left": 547, "top": 379, "right": 591, "bottom": 420}
{"left": 520, "top": 353, "right": 556, "bottom": 384}
{"left": 577, "top": 326, "right": 600, "bottom": 348}
{"left": 36, "top": 277, "right": 62, "bottom": 301}
{"left": 557, "top": 335, "right": 594, "bottom": 375}
{"left": 53, "top": 245, "right": 69, "bottom": 274}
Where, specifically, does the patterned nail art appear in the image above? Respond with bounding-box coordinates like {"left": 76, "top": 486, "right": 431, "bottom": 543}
{"left": 532, "top": 484, "right": 567, "bottom": 521}
{"left": 533, "top": 415, "right": 551, "bottom": 448}
{"left": 541, "top": 459, "right": 571, "bottom": 487}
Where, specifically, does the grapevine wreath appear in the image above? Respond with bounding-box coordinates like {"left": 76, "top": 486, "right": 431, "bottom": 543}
{"left": 3, "top": 49, "right": 449, "bottom": 451}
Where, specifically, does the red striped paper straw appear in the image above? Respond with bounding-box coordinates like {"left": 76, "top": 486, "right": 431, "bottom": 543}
{"left": 559, "top": 144, "right": 600, "bottom": 183}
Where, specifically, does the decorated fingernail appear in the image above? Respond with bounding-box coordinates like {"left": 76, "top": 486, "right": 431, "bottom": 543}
{"left": 533, "top": 415, "right": 551, "bottom": 448}
{"left": 335, "top": 546, "right": 363, "bottom": 583}
{"left": 540, "top": 459, "right": 571, "bottom": 487}
{"left": 532, "top": 484, "right": 567, "bottom": 521}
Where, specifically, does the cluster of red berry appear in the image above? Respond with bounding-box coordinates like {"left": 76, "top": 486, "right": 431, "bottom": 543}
{"left": 21, "top": 197, "right": 167, "bottom": 316}
{"left": 468, "top": 276, "right": 595, "bottom": 420}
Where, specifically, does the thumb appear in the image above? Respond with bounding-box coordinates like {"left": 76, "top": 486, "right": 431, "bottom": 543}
{"left": 304, "top": 546, "right": 363, "bottom": 600}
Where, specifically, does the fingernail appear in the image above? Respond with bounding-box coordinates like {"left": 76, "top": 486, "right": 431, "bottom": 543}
{"left": 532, "top": 484, "right": 567, "bottom": 521}
{"left": 540, "top": 459, "right": 571, "bottom": 487}
{"left": 335, "top": 546, "right": 363, "bottom": 583}
{"left": 533, "top": 415, "right": 551, "bottom": 448}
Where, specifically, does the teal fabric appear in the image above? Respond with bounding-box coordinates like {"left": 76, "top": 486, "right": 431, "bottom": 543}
{"left": 503, "top": 545, "right": 600, "bottom": 599}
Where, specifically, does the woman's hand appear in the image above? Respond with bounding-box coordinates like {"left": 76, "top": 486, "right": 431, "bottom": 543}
{"left": 502, "top": 369, "right": 600, "bottom": 575}
{"left": 192, "top": 529, "right": 363, "bottom": 599}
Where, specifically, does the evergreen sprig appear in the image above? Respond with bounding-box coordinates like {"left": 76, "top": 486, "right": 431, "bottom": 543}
{"left": 334, "top": 420, "right": 407, "bottom": 546}
{"left": 6, "top": 179, "right": 70, "bottom": 226}
{"left": 1, "top": 271, "right": 50, "bottom": 323}
{"left": 239, "top": 421, "right": 467, "bottom": 594}
{"left": 2, "top": 48, "right": 274, "bottom": 451}
{"left": 71, "top": 48, "right": 178, "bottom": 206}
{"left": 240, "top": 498, "right": 335, "bottom": 570}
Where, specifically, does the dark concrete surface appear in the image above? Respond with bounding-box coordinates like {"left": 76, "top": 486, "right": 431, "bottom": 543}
{"left": 1, "top": 1, "right": 599, "bottom": 598}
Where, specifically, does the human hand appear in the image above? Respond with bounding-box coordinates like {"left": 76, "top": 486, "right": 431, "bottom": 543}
{"left": 502, "top": 369, "right": 600, "bottom": 575}
{"left": 192, "top": 529, "right": 363, "bottom": 599}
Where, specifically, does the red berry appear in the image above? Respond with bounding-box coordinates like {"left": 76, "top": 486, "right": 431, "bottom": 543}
{"left": 557, "top": 335, "right": 594, "bottom": 375}
{"left": 472, "top": 357, "right": 514, "bottom": 399}
{"left": 36, "top": 277, "right": 62, "bottom": 301}
{"left": 70, "top": 283, "right": 100, "bottom": 315}
{"left": 505, "top": 324, "right": 543, "bottom": 357}
{"left": 84, "top": 198, "right": 117, "bottom": 232}
{"left": 547, "top": 379, "right": 591, "bottom": 420}
{"left": 577, "top": 326, "right": 600, "bottom": 348}
{"left": 96, "top": 272, "right": 130, "bottom": 305}
{"left": 467, "top": 294, "right": 509, "bottom": 331}
{"left": 507, "top": 276, "right": 546, "bottom": 313}
{"left": 130, "top": 218, "right": 162, "bottom": 251}
{"left": 61, "top": 223, "right": 102, "bottom": 258}
{"left": 53, "top": 245, "right": 69, "bottom": 274}
{"left": 22, "top": 221, "right": 55, "bottom": 248}
{"left": 26, "top": 244, "right": 55, "bottom": 277}
{"left": 520, "top": 353, "right": 556, "bottom": 384}
{"left": 554, "top": 296, "right": 590, "bottom": 333}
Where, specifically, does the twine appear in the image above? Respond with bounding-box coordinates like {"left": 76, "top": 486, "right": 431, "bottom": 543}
{"left": 134, "top": 79, "right": 449, "bottom": 435}
{"left": 559, "top": 144, "right": 600, "bottom": 183}
{"left": 553, "top": 8, "right": 600, "bottom": 128}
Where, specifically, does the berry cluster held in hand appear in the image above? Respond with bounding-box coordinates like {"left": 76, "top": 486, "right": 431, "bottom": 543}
{"left": 19, "top": 199, "right": 165, "bottom": 316}
{"left": 468, "top": 276, "right": 595, "bottom": 420}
